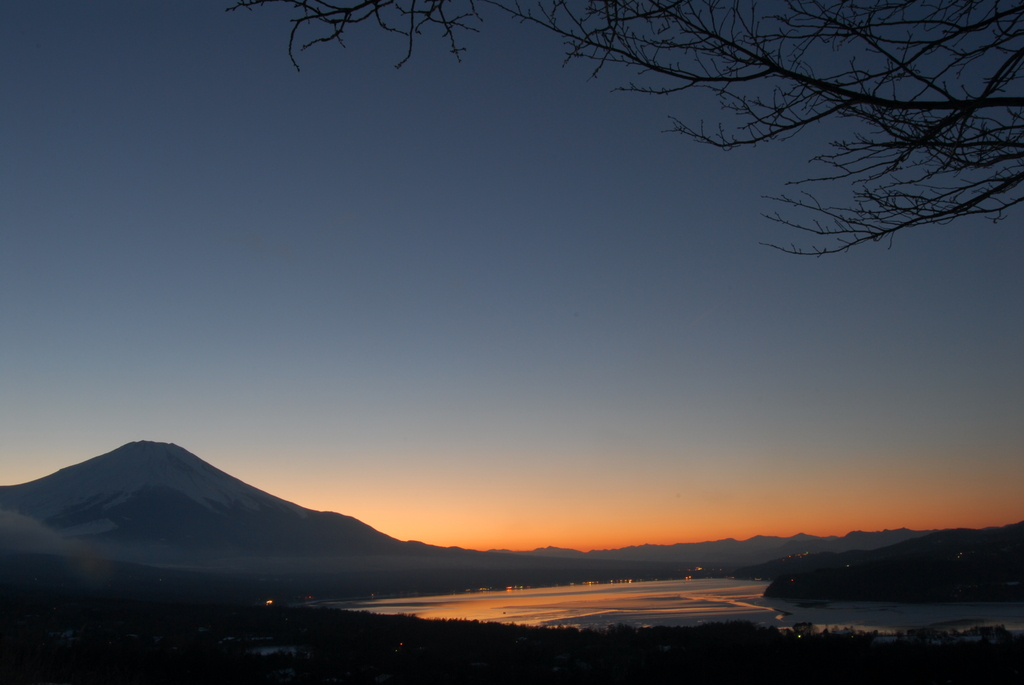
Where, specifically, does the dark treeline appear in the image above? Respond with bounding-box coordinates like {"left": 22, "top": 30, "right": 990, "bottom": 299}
{"left": 0, "top": 552, "right": 693, "bottom": 605}
{"left": 1, "top": 587, "right": 1022, "bottom": 684}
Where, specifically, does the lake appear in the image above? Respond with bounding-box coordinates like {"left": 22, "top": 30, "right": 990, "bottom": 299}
{"left": 319, "top": 578, "right": 1024, "bottom": 633}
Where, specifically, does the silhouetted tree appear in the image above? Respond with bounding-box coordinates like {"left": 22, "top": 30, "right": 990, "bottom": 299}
{"left": 232, "top": 1, "right": 1024, "bottom": 254}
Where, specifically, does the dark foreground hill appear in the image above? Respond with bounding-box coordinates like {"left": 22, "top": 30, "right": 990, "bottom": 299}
{"left": 762, "top": 522, "right": 1024, "bottom": 602}
{"left": 1, "top": 588, "right": 1021, "bottom": 685}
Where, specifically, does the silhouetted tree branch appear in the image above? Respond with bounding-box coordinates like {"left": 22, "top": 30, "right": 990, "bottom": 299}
{"left": 230, "top": 0, "right": 480, "bottom": 67}
{"left": 232, "top": 1, "right": 1024, "bottom": 254}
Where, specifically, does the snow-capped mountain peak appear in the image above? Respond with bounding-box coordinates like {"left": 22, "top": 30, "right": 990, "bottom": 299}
{"left": 0, "top": 441, "right": 306, "bottom": 521}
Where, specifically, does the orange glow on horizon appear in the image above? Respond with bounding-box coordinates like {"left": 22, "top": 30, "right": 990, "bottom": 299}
{"left": 237, "top": 446, "right": 1024, "bottom": 553}
{"left": 392, "top": 513, "right": 1024, "bottom": 553}
{"left": 287, "top": 488, "right": 1024, "bottom": 553}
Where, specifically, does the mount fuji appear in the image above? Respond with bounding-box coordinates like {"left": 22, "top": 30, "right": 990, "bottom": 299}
{"left": 0, "top": 441, "right": 412, "bottom": 565}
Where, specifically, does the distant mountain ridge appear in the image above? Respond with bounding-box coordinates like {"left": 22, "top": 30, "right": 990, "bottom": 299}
{"left": 491, "top": 528, "right": 930, "bottom": 568}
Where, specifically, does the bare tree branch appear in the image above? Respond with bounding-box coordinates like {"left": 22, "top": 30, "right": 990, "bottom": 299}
{"left": 230, "top": 0, "right": 481, "bottom": 67}
{"left": 500, "top": 0, "right": 1024, "bottom": 253}
{"left": 233, "top": 0, "right": 1024, "bottom": 254}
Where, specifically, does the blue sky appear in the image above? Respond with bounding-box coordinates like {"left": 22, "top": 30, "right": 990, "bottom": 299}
{"left": 2, "top": 1, "right": 1022, "bottom": 550}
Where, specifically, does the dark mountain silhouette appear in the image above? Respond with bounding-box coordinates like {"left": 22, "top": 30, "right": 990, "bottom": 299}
{"left": 760, "top": 521, "right": 1024, "bottom": 602}
{"left": 5, "top": 441, "right": 1006, "bottom": 605}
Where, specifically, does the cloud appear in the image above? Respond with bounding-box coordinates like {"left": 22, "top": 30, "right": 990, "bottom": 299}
{"left": 0, "top": 509, "right": 77, "bottom": 554}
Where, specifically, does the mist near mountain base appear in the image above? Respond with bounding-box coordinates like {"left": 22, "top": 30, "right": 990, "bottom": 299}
{"left": 0, "top": 509, "right": 75, "bottom": 555}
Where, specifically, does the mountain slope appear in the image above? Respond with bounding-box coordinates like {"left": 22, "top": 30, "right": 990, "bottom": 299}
{"left": 0, "top": 441, "right": 305, "bottom": 522}
{"left": 762, "top": 521, "right": 1024, "bottom": 602}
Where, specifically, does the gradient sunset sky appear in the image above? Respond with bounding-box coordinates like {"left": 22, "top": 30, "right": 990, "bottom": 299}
{"left": 2, "top": 1, "right": 1022, "bottom": 552}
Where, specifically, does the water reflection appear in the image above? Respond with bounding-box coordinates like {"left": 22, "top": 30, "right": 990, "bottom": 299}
{"left": 323, "top": 579, "right": 777, "bottom": 628}
{"left": 318, "top": 579, "right": 1024, "bottom": 632}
